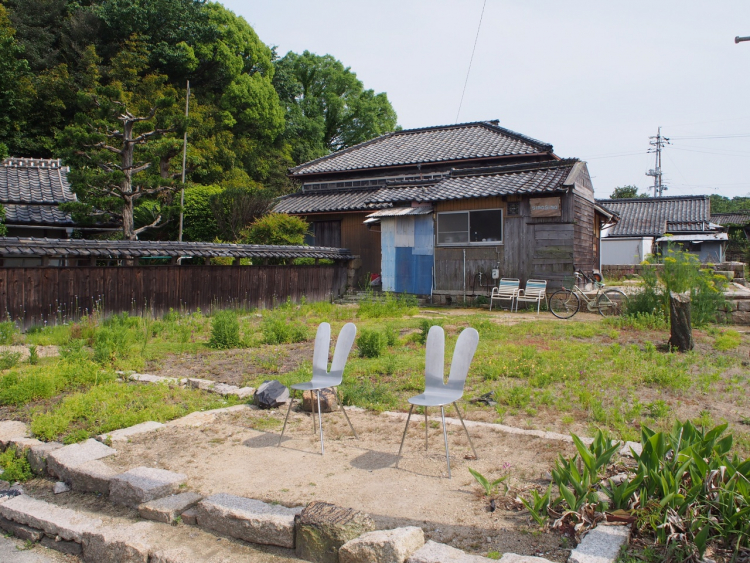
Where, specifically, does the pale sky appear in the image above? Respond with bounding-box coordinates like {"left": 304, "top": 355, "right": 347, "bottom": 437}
{"left": 222, "top": 1, "right": 750, "bottom": 199}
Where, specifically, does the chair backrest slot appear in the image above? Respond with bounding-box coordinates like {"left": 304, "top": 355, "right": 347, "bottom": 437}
{"left": 446, "top": 328, "right": 479, "bottom": 394}
{"left": 424, "top": 325, "right": 445, "bottom": 389}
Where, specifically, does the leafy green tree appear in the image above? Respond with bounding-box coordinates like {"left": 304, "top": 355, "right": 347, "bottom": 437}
{"left": 709, "top": 195, "right": 750, "bottom": 214}
{"left": 273, "top": 50, "right": 398, "bottom": 164}
{"left": 610, "top": 185, "right": 647, "bottom": 199}
{"left": 0, "top": 5, "right": 33, "bottom": 156}
{"left": 59, "top": 37, "right": 184, "bottom": 240}
{"left": 0, "top": 204, "right": 7, "bottom": 236}
{"left": 210, "top": 184, "right": 273, "bottom": 242}
{"left": 241, "top": 213, "right": 309, "bottom": 246}
{"left": 182, "top": 184, "right": 222, "bottom": 241}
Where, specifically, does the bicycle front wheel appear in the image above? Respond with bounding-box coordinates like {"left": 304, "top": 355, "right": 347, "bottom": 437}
{"left": 597, "top": 289, "right": 628, "bottom": 317}
{"left": 548, "top": 289, "right": 580, "bottom": 319}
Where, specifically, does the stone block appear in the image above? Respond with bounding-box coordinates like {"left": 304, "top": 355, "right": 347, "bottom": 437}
{"left": 619, "top": 442, "right": 642, "bottom": 458}
{"left": 8, "top": 437, "right": 44, "bottom": 452}
{"left": 339, "top": 526, "right": 425, "bottom": 563}
{"left": 738, "top": 300, "right": 750, "bottom": 312}
{"left": 498, "top": 555, "right": 554, "bottom": 563}
{"left": 28, "top": 442, "right": 63, "bottom": 476}
{"left": 195, "top": 493, "right": 302, "bottom": 549}
{"left": 82, "top": 521, "right": 153, "bottom": 563}
{"left": 568, "top": 524, "right": 630, "bottom": 563}
{"left": 187, "top": 378, "right": 216, "bottom": 391}
{"left": 732, "top": 311, "right": 750, "bottom": 325}
{"left": 302, "top": 388, "right": 338, "bottom": 413}
{"left": 0, "top": 515, "right": 44, "bottom": 542}
{"left": 139, "top": 492, "right": 203, "bottom": 524}
{"left": 110, "top": 467, "right": 187, "bottom": 508}
{"left": 65, "top": 460, "right": 119, "bottom": 494}
{"left": 97, "top": 421, "right": 165, "bottom": 443}
{"left": 47, "top": 439, "right": 116, "bottom": 480}
{"left": 180, "top": 507, "right": 197, "bottom": 526}
{"left": 233, "top": 387, "right": 256, "bottom": 399}
{"left": 407, "top": 541, "right": 496, "bottom": 563}
{"left": 41, "top": 535, "right": 83, "bottom": 556}
{"left": 254, "top": 380, "right": 290, "bottom": 409}
{"left": 0, "top": 421, "right": 29, "bottom": 448}
{"left": 129, "top": 373, "right": 181, "bottom": 385}
{"left": 53, "top": 482, "right": 71, "bottom": 494}
{"left": 295, "top": 501, "right": 376, "bottom": 563}
{"left": 0, "top": 495, "right": 102, "bottom": 543}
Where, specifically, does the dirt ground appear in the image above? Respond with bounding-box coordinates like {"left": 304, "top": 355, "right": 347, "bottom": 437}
{"left": 100, "top": 406, "right": 577, "bottom": 561}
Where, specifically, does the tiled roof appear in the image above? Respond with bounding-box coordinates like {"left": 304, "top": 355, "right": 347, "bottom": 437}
{"left": 1, "top": 158, "right": 77, "bottom": 228}
{"left": 711, "top": 212, "right": 750, "bottom": 226}
{"left": 596, "top": 196, "right": 715, "bottom": 237}
{"left": 275, "top": 160, "right": 578, "bottom": 214}
{"left": 290, "top": 121, "right": 553, "bottom": 176}
{"left": 3, "top": 204, "right": 75, "bottom": 226}
{"left": 0, "top": 238, "right": 355, "bottom": 261}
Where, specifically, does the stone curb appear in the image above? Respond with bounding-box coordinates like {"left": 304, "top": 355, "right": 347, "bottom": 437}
{"left": 122, "top": 372, "right": 255, "bottom": 400}
{"left": 568, "top": 524, "right": 630, "bottom": 563}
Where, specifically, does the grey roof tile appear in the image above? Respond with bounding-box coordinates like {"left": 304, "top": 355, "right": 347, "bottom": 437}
{"left": 596, "top": 196, "right": 716, "bottom": 237}
{"left": 0, "top": 238, "right": 355, "bottom": 261}
{"left": 711, "top": 212, "right": 750, "bottom": 226}
{"left": 275, "top": 160, "right": 577, "bottom": 214}
{"left": 1, "top": 158, "right": 77, "bottom": 227}
{"left": 290, "top": 121, "right": 553, "bottom": 176}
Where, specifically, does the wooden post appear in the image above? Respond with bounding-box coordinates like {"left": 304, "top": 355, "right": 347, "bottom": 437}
{"left": 668, "top": 290, "right": 694, "bottom": 352}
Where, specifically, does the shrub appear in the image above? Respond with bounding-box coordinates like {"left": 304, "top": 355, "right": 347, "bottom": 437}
{"left": 383, "top": 324, "right": 399, "bottom": 347}
{"left": 357, "top": 328, "right": 386, "bottom": 358}
{"left": 208, "top": 310, "right": 241, "bottom": 349}
{"left": 0, "top": 321, "right": 16, "bottom": 345}
{"left": 260, "top": 314, "right": 308, "bottom": 345}
{"left": 241, "top": 213, "right": 309, "bottom": 246}
{"left": 28, "top": 345, "right": 39, "bottom": 365}
{"left": 0, "top": 351, "right": 21, "bottom": 370}
{"left": 358, "top": 291, "right": 418, "bottom": 319}
{"left": 415, "top": 319, "right": 443, "bottom": 345}
{"left": 0, "top": 446, "right": 32, "bottom": 482}
{"left": 714, "top": 329, "right": 741, "bottom": 351}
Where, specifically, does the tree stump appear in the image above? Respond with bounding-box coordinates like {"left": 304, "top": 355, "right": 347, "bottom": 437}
{"left": 668, "top": 290, "right": 694, "bottom": 352}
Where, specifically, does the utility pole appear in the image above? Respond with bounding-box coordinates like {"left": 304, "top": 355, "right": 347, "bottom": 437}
{"left": 646, "top": 126, "right": 669, "bottom": 197}
{"left": 178, "top": 80, "right": 190, "bottom": 243}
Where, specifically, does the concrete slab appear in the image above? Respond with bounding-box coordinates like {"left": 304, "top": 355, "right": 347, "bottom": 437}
{"left": 109, "top": 467, "right": 187, "bottom": 508}
{"left": 186, "top": 378, "right": 215, "bottom": 391}
{"left": 568, "top": 524, "right": 631, "bottom": 563}
{"left": 129, "top": 373, "right": 182, "bottom": 385}
{"left": 407, "top": 540, "right": 496, "bottom": 562}
{"left": 0, "top": 495, "right": 102, "bottom": 543}
{"left": 0, "top": 421, "right": 29, "bottom": 448}
{"left": 0, "top": 515, "right": 45, "bottom": 542}
{"left": 498, "top": 554, "right": 554, "bottom": 563}
{"left": 97, "top": 421, "right": 165, "bottom": 443}
{"left": 139, "top": 492, "right": 203, "bottom": 524}
{"left": 8, "top": 437, "right": 44, "bottom": 452}
{"left": 195, "top": 493, "right": 303, "bottom": 549}
{"left": 46, "top": 439, "right": 116, "bottom": 480}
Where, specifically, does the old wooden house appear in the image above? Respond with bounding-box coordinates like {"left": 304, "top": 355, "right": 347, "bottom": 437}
{"left": 275, "top": 121, "right": 611, "bottom": 301}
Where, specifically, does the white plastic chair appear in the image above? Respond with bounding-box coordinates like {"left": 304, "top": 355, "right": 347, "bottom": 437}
{"left": 278, "top": 322, "right": 358, "bottom": 454}
{"left": 514, "top": 279, "right": 547, "bottom": 314}
{"left": 489, "top": 278, "right": 520, "bottom": 311}
{"left": 396, "top": 326, "right": 479, "bottom": 478}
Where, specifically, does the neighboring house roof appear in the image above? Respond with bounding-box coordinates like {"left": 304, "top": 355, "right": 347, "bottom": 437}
{"left": 275, "top": 160, "right": 580, "bottom": 214}
{"left": 596, "top": 195, "right": 717, "bottom": 237}
{"left": 711, "top": 212, "right": 750, "bottom": 226}
{"left": 0, "top": 238, "right": 356, "bottom": 261}
{"left": 289, "top": 121, "right": 554, "bottom": 176}
{"left": 363, "top": 206, "right": 433, "bottom": 224}
{"left": 655, "top": 233, "right": 728, "bottom": 243}
{"left": 0, "top": 158, "right": 76, "bottom": 227}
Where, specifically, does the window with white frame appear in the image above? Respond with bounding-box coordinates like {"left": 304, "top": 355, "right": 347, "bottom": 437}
{"left": 437, "top": 209, "right": 503, "bottom": 245}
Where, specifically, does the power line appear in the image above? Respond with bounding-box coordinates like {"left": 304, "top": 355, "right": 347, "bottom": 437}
{"left": 455, "top": 0, "right": 487, "bottom": 123}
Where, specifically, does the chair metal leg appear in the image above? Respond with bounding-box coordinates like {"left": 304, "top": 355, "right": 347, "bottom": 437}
{"left": 396, "top": 404, "right": 414, "bottom": 467}
{"left": 441, "top": 406, "right": 451, "bottom": 479}
{"left": 453, "top": 402, "right": 478, "bottom": 460}
{"left": 311, "top": 391, "right": 317, "bottom": 434}
{"left": 338, "top": 390, "right": 358, "bottom": 439}
{"left": 317, "top": 390, "right": 324, "bottom": 455}
{"left": 424, "top": 407, "right": 429, "bottom": 450}
{"left": 278, "top": 390, "right": 295, "bottom": 446}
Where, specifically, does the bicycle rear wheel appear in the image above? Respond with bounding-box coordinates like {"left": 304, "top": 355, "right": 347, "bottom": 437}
{"left": 597, "top": 289, "right": 627, "bottom": 317}
{"left": 548, "top": 289, "right": 580, "bottom": 319}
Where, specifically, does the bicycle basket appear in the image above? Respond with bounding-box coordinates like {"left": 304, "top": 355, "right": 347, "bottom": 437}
{"left": 561, "top": 275, "right": 576, "bottom": 290}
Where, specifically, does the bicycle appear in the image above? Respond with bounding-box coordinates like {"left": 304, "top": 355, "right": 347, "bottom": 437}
{"left": 547, "top": 270, "right": 628, "bottom": 319}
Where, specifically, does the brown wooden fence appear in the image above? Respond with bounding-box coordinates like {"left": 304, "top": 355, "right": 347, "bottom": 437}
{"left": 0, "top": 264, "right": 349, "bottom": 327}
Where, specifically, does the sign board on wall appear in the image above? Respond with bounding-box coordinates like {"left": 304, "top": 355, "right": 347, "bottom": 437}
{"left": 530, "top": 197, "right": 561, "bottom": 218}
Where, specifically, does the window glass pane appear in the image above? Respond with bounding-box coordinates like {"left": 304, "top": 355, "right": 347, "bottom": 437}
{"left": 437, "top": 212, "right": 469, "bottom": 244}
{"left": 470, "top": 210, "right": 502, "bottom": 242}
{"left": 439, "top": 213, "right": 468, "bottom": 232}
